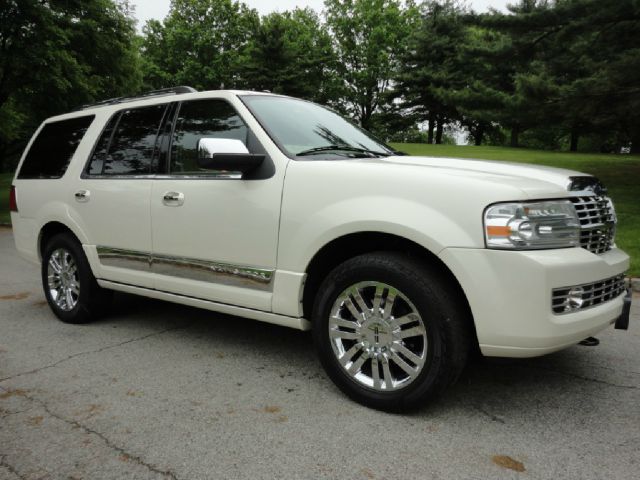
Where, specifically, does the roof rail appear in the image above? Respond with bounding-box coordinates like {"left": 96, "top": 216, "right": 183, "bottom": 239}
{"left": 75, "top": 86, "right": 197, "bottom": 111}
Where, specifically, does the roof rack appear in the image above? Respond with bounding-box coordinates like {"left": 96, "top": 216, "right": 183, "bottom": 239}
{"left": 75, "top": 86, "right": 197, "bottom": 111}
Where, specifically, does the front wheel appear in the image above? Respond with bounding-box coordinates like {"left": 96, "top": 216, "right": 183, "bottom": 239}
{"left": 42, "top": 232, "right": 112, "bottom": 324}
{"left": 312, "top": 252, "right": 471, "bottom": 411}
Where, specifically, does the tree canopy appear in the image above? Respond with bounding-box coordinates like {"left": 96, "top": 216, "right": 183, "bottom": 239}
{"left": 2, "top": 0, "right": 639, "bottom": 171}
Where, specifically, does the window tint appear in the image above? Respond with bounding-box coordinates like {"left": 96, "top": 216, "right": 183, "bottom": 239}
{"left": 88, "top": 116, "right": 117, "bottom": 175}
{"left": 90, "top": 105, "right": 166, "bottom": 176}
{"left": 170, "top": 100, "right": 248, "bottom": 175}
{"left": 18, "top": 115, "right": 94, "bottom": 179}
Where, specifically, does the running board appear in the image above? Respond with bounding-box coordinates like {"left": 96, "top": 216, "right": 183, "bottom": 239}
{"left": 97, "top": 279, "right": 311, "bottom": 331}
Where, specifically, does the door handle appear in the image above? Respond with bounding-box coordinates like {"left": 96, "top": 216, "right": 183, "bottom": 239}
{"left": 162, "top": 191, "right": 184, "bottom": 206}
{"left": 75, "top": 190, "right": 90, "bottom": 203}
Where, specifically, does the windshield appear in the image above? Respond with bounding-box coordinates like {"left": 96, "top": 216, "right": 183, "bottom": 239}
{"left": 239, "top": 95, "right": 394, "bottom": 159}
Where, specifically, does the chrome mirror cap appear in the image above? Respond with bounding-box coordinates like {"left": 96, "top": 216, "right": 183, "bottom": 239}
{"left": 197, "top": 138, "right": 249, "bottom": 159}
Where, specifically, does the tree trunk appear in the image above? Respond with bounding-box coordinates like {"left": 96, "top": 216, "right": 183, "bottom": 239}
{"left": 630, "top": 129, "right": 640, "bottom": 154}
{"left": 435, "top": 118, "right": 444, "bottom": 144}
{"left": 510, "top": 126, "right": 519, "bottom": 147}
{"left": 474, "top": 124, "right": 485, "bottom": 146}
{"left": 569, "top": 128, "right": 579, "bottom": 152}
{"left": 427, "top": 112, "right": 435, "bottom": 144}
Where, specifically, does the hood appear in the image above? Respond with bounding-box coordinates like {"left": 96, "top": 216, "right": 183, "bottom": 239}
{"left": 378, "top": 155, "right": 592, "bottom": 199}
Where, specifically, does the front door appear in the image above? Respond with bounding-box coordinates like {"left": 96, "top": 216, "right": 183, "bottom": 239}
{"left": 150, "top": 97, "right": 284, "bottom": 311}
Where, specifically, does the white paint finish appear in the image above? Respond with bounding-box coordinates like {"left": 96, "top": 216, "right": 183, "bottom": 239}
{"left": 275, "top": 156, "right": 573, "bottom": 274}
{"left": 439, "top": 246, "right": 629, "bottom": 355}
{"left": 97, "top": 279, "right": 311, "bottom": 331}
{"left": 271, "top": 270, "right": 306, "bottom": 317}
{"left": 150, "top": 93, "right": 288, "bottom": 306}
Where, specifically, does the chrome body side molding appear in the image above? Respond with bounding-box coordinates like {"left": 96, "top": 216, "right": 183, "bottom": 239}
{"left": 96, "top": 246, "right": 152, "bottom": 270}
{"left": 97, "top": 279, "right": 311, "bottom": 331}
{"left": 96, "top": 246, "right": 274, "bottom": 291}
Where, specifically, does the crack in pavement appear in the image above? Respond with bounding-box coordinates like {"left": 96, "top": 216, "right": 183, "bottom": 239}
{"left": 12, "top": 391, "right": 182, "bottom": 480}
{"left": 472, "top": 405, "right": 506, "bottom": 424}
{"left": 0, "top": 324, "right": 190, "bottom": 383}
{"left": 511, "top": 363, "right": 638, "bottom": 390}
{"left": 0, "top": 455, "right": 27, "bottom": 480}
{"left": 0, "top": 408, "right": 33, "bottom": 419}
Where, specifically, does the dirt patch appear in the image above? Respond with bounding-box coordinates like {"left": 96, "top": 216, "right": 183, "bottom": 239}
{"left": 361, "top": 468, "right": 376, "bottom": 479}
{"left": 492, "top": 455, "right": 525, "bottom": 472}
{"left": 73, "top": 403, "right": 105, "bottom": 419}
{"left": 32, "top": 300, "right": 48, "bottom": 307}
{"left": 263, "top": 405, "right": 281, "bottom": 414}
{"left": 0, "top": 388, "right": 29, "bottom": 400}
{"left": 28, "top": 415, "right": 44, "bottom": 426}
{"left": 0, "top": 292, "right": 30, "bottom": 301}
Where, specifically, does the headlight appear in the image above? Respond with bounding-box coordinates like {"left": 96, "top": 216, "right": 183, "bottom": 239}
{"left": 484, "top": 200, "right": 580, "bottom": 249}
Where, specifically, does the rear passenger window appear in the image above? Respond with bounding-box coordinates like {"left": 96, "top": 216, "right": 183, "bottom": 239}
{"left": 18, "top": 116, "right": 94, "bottom": 179}
{"left": 88, "top": 105, "right": 166, "bottom": 176}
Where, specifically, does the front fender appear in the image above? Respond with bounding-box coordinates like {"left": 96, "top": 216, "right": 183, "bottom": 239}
{"left": 277, "top": 194, "right": 479, "bottom": 273}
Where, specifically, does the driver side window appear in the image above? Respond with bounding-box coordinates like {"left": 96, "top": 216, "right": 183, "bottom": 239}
{"left": 170, "top": 99, "right": 248, "bottom": 175}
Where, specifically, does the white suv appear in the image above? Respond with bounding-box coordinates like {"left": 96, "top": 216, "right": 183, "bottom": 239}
{"left": 9, "top": 87, "right": 632, "bottom": 410}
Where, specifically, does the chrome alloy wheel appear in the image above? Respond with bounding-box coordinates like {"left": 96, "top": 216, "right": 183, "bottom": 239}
{"left": 47, "top": 248, "right": 80, "bottom": 312}
{"left": 328, "top": 281, "right": 428, "bottom": 392}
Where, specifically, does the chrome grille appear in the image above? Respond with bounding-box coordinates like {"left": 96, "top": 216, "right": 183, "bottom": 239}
{"left": 570, "top": 196, "right": 615, "bottom": 254}
{"left": 552, "top": 274, "right": 626, "bottom": 314}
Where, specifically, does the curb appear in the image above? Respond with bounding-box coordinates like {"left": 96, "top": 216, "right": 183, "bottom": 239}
{"left": 625, "top": 277, "right": 640, "bottom": 293}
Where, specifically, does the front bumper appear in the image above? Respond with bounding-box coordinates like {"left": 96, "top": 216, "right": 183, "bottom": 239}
{"left": 439, "top": 246, "right": 630, "bottom": 358}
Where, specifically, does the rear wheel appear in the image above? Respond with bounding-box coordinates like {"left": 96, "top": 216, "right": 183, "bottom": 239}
{"left": 312, "top": 252, "right": 471, "bottom": 411}
{"left": 42, "top": 233, "right": 112, "bottom": 324}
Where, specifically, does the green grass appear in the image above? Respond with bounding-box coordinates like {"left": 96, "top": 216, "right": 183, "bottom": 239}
{"left": 0, "top": 172, "right": 11, "bottom": 225}
{"left": 391, "top": 143, "right": 640, "bottom": 277}
{"left": 1, "top": 143, "right": 638, "bottom": 275}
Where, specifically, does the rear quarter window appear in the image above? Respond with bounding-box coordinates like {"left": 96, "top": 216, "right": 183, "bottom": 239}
{"left": 17, "top": 115, "right": 95, "bottom": 179}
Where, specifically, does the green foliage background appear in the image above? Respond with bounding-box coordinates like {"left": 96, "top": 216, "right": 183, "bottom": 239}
{"left": 2, "top": 0, "right": 640, "bottom": 171}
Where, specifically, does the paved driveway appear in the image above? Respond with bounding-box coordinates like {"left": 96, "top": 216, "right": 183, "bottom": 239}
{"left": 1, "top": 227, "right": 638, "bottom": 480}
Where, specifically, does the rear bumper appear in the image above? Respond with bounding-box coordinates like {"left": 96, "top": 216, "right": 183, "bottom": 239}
{"left": 439, "top": 246, "right": 630, "bottom": 358}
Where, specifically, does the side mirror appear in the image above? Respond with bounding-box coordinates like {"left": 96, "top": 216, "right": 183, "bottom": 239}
{"left": 197, "top": 138, "right": 265, "bottom": 175}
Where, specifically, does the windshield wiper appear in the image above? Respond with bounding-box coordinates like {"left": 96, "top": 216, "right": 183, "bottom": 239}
{"left": 296, "top": 145, "right": 389, "bottom": 157}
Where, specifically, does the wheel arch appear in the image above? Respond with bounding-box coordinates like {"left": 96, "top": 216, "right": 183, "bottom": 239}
{"left": 38, "top": 221, "right": 81, "bottom": 261}
{"left": 301, "top": 231, "right": 478, "bottom": 348}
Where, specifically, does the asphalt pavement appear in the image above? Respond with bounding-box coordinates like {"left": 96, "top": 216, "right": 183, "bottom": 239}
{"left": 1, "top": 226, "right": 638, "bottom": 480}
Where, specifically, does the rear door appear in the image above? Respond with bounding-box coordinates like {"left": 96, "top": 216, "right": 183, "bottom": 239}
{"left": 76, "top": 103, "right": 169, "bottom": 288}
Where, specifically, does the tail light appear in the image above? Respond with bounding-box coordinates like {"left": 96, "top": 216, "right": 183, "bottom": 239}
{"left": 9, "top": 185, "right": 17, "bottom": 212}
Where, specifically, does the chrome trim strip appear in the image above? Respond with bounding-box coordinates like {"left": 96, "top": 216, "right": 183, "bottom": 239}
{"left": 96, "top": 246, "right": 273, "bottom": 291}
{"left": 96, "top": 247, "right": 152, "bottom": 270}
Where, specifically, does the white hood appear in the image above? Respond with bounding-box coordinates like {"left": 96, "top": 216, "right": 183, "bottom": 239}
{"left": 379, "top": 155, "right": 590, "bottom": 198}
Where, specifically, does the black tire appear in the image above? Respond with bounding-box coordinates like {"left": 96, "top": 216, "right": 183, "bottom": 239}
{"left": 312, "top": 252, "right": 471, "bottom": 412}
{"left": 41, "top": 232, "right": 112, "bottom": 324}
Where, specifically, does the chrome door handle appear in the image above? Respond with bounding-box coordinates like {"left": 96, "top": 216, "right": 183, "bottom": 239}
{"left": 162, "top": 191, "right": 184, "bottom": 206}
{"left": 75, "top": 190, "right": 90, "bottom": 203}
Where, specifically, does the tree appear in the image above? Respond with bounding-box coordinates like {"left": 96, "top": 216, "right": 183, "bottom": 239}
{"left": 241, "top": 8, "right": 339, "bottom": 102}
{"left": 324, "top": 0, "right": 419, "bottom": 129}
{"left": 510, "top": 0, "right": 640, "bottom": 152}
{"left": 140, "top": 0, "right": 259, "bottom": 91}
{"left": 0, "top": 0, "right": 142, "bottom": 171}
{"left": 395, "top": 1, "right": 469, "bottom": 144}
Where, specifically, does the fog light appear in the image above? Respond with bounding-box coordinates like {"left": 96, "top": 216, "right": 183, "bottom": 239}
{"left": 565, "top": 287, "right": 585, "bottom": 311}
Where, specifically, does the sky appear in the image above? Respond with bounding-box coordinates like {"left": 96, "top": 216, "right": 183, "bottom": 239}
{"left": 132, "top": 0, "right": 511, "bottom": 30}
